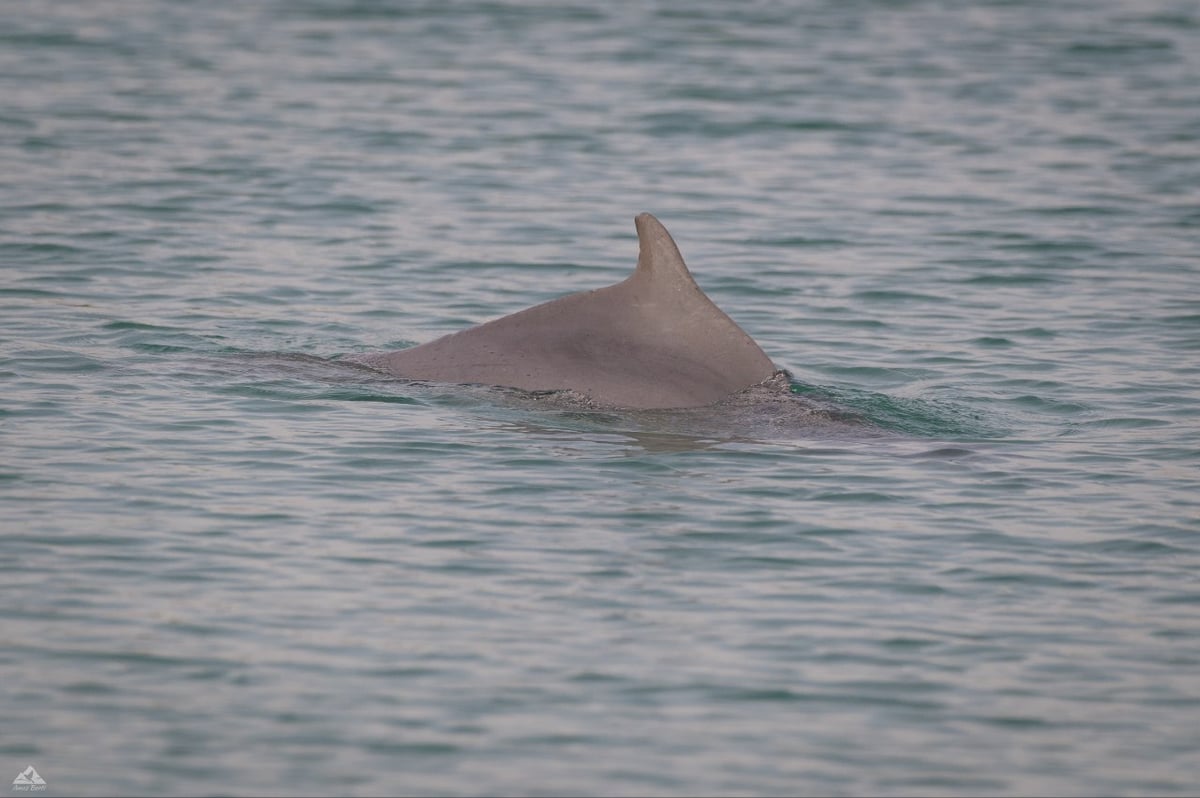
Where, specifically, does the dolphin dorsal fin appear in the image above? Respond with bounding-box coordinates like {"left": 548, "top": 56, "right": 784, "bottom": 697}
{"left": 632, "top": 213, "right": 703, "bottom": 296}
{"left": 351, "top": 212, "right": 778, "bottom": 408}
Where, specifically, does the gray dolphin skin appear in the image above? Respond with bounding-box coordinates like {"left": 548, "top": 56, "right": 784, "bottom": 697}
{"left": 351, "top": 213, "right": 777, "bottom": 409}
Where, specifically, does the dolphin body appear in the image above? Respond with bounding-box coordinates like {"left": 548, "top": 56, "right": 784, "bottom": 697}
{"left": 350, "top": 213, "right": 778, "bottom": 409}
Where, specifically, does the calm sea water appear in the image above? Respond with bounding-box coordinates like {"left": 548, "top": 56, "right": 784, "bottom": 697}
{"left": 3, "top": 1, "right": 1199, "bottom": 795}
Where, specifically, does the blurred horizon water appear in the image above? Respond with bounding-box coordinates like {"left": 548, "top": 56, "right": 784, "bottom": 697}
{"left": 2, "top": 1, "right": 1199, "bottom": 795}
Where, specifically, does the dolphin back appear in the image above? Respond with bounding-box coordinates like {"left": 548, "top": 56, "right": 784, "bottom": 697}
{"left": 353, "top": 214, "right": 776, "bottom": 409}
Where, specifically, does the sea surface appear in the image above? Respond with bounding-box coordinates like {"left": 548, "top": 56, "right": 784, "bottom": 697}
{"left": 2, "top": 1, "right": 1199, "bottom": 795}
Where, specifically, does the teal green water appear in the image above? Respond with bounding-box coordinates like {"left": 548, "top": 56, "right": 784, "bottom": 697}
{"left": 3, "top": 1, "right": 1199, "bottom": 795}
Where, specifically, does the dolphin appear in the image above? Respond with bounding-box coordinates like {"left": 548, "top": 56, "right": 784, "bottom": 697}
{"left": 349, "top": 213, "right": 778, "bottom": 409}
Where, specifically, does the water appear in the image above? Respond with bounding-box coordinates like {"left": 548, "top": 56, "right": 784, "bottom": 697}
{"left": 3, "top": 1, "right": 1199, "bottom": 794}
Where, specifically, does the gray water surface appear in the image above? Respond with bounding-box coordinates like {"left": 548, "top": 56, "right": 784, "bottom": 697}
{"left": 3, "top": 1, "right": 1199, "bottom": 795}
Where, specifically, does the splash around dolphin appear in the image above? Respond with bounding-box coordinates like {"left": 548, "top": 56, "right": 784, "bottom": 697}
{"left": 349, "top": 214, "right": 778, "bottom": 409}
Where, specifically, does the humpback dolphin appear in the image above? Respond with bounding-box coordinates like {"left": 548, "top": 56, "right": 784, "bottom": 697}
{"left": 350, "top": 213, "right": 778, "bottom": 409}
